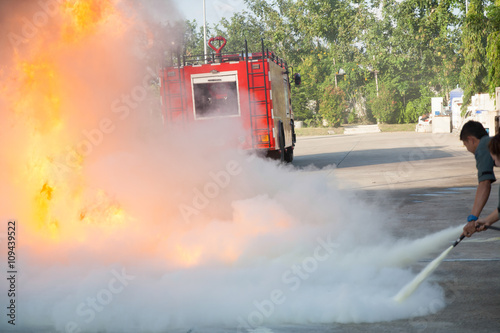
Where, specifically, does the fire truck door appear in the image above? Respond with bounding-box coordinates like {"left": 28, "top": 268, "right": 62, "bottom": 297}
{"left": 283, "top": 75, "right": 290, "bottom": 118}
{"left": 191, "top": 71, "right": 240, "bottom": 120}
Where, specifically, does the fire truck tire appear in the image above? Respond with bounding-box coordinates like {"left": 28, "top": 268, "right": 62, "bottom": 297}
{"left": 284, "top": 147, "right": 294, "bottom": 163}
{"left": 278, "top": 121, "right": 285, "bottom": 163}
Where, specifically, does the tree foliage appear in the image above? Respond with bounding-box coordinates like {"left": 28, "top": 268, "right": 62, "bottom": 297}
{"left": 161, "top": 0, "right": 499, "bottom": 125}
{"left": 213, "top": 12, "right": 266, "bottom": 52}
{"left": 368, "top": 84, "right": 401, "bottom": 123}
{"left": 319, "top": 86, "right": 348, "bottom": 126}
{"left": 487, "top": 0, "right": 500, "bottom": 94}
{"left": 460, "top": 0, "right": 488, "bottom": 111}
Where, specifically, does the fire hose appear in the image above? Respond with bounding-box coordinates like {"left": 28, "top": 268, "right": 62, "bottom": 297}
{"left": 452, "top": 224, "right": 500, "bottom": 247}
{"left": 394, "top": 224, "right": 500, "bottom": 302}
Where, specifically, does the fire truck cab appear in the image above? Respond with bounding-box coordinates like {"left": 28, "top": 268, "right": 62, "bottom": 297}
{"left": 159, "top": 37, "right": 298, "bottom": 162}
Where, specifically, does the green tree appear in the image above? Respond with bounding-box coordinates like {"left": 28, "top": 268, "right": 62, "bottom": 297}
{"left": 487, "top": 0, "right": 500, "bottom": 94}
{"left": 319, "top": 86, "right": 348, "bottom": 126}
{"left": 291, "top": 87, "right": 314, "bottom": 121}
{"left": 401, "top": 101, "right": 418, "bottom": 123}
{"left": 368, "top": 83, "right": 401, "bottom": 123}
{"left": 460, "top": 0, "right": 488, "bottom": 111}
{"left": 213, "top": 12, "right": 266, "bottom": 52}
{"left": 183, "top": 20, "right": 206, "bottom": 57}
{"left": 291, "top": 50, "right": 331, "bottom": 123}
{"left": 413, "top": 86, "right": 433, "bottom": 117}
{"left": 362, "top": 0, "right": 463, "bottom": 120}
{"left": 168, "top": 0, "right": 470, "bottom": 126}
{"left": 399, "top": 86, "right": 433, "bottom": 123}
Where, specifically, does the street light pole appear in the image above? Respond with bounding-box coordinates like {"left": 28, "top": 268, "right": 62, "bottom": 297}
{"left": 203, "top": 0, "right": 207, "bottom": 63}
{"left": 334, "top": 65, "right": 345, "bottom": 88}
{"left": 369, "top": 55, "right": 379, "bottom": 97}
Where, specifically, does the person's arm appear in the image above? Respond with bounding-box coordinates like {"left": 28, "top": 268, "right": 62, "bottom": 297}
{"left": 471, "top": 180, "right": 492, "bottom": 216}
{"left": 476, "top": 209, "right": 499, "bottom": 231}
{"left": 463, "top": 180, "right": 492, "bottom": 237}
{"left": 464, "top": 137, "right": 496, "bottom": 237}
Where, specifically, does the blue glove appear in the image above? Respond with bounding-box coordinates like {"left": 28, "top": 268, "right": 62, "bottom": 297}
{"left": 467, "top": 215, "right": 478, "bottom": 222}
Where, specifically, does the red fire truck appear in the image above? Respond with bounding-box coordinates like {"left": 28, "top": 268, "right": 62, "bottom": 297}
{"left": 159, "top": 37, "right": 300, "bottom": 162}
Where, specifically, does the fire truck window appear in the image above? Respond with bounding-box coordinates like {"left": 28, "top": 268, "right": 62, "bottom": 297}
{"left": 193, "top": 82, "right": 239, "bottom": 118}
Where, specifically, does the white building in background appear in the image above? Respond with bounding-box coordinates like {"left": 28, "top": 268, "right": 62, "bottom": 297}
{"left": 429, "top": 97, "right": 451, "bottom": 134}
{"left": 462, "top": 93, "right": 498, "bottom": 136}
{"left": 431, "top": 97, "right": 444, "bottom": 116}
{"left": 418, "top": 89, "right": 499, "bottom": 135}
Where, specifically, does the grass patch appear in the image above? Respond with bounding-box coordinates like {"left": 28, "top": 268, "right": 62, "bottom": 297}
{"left": 378, "top": 123, "right": 417, "bottom": 132}
{"left": 295, "top": 127, "right": 344, "bottom": 136}
{"left": 295, "top": 123, "right": 416, "bottom": 136}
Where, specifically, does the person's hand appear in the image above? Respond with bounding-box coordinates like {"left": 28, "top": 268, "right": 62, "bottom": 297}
{"left": 463, "top": 215, "right": 479, "bottom": 237}
{"left": 463, "top": 221, "right": 478, "bottom": 237}
{"left": 475, "top": 219, "right": 490, "bottom": 232}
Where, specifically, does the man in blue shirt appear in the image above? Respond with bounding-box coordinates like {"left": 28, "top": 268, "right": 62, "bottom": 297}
{"left": 460, "top": 121, "right": 496, "bottom": 237}
{"left": 477, "top": 134, "right": 500, "bottom": 231}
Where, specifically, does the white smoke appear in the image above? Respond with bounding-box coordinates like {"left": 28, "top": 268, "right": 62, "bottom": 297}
{"left": 0, "top": 1, "right": 461, "bottom": 332}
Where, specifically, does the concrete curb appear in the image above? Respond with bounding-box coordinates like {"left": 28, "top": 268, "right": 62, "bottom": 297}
{"left": 343, "top": 124, "right": 381, "bottom": 135}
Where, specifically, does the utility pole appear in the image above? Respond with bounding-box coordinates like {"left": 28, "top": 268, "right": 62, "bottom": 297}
{"left": 333, "top": 58, "right": 337, "bottom": 88}
{"left": 203, "top": 0, "right": 207, "bottom": 63}
{"left": 334, "top": 70, "right": 345, "bottom": 88}
{"left": 333, "top": 58, "right": 346, "bottom": 88}
{"left": 371, "top": 55, "right": 379, "bottom": 97}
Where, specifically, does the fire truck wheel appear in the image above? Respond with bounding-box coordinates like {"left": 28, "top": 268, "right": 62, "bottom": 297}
{"left": 284, "top": 147, "right": 294, "bottom": 163}
{"left": 278, "top": 121, "right": 286, "bottom": 163}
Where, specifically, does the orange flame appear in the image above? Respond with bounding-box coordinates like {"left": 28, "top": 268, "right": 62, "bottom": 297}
{"left": 7, "top": 0, "right": 132, "bottom": 242}
{"left": 62, "top": 0, "right": 127, "bottom": 42}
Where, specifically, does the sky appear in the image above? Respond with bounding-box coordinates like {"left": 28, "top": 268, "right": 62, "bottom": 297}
{"left": 176, "top": 0, "right": 249, "bottom": 24}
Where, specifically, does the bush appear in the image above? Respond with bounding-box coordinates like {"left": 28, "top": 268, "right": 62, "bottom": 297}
{"left": 319, "top": 86, "right": 348, "bottom": 127}
{"left": 399, "top": 86, "right": 433, "bottom": 123}
{"left": 367, "top": 84, "right": 401, "bottom": 123}
{"left": 400, "top": 100, "right": 419, "bottom": 123}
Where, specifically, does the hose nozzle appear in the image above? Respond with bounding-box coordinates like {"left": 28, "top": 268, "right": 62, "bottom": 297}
{"left": 453, "top": 234, "right": 465, "bottom": 247}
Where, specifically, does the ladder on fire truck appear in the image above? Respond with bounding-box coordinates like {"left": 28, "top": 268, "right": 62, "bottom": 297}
{"left": 245, "top": 39, "right": 272, "bottom": 149}
{"left": 161, "top": 56, "right": 186, "bottom": 124}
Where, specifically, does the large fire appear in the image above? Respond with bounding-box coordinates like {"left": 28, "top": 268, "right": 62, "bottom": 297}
{"left": 62, "top": 0, "right": 116, "bottom": 41}
{"left": 5, "top": 0, "right": 131, "bottom": 242}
